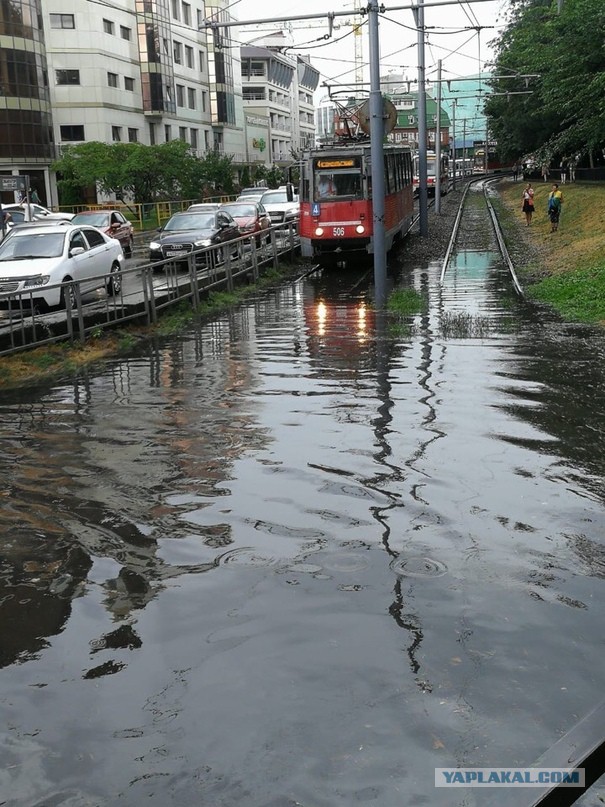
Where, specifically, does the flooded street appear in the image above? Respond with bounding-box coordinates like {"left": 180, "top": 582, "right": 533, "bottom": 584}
{"left": 1, "top": 231, "right": 605, "bottom": 805}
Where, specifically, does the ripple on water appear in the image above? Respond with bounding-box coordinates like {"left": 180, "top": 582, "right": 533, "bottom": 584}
{"left": 389, "top": 556, "right": 448, "bottom": 578}
{"left": 218, "top": 547, "right": 278, "bottom": 569}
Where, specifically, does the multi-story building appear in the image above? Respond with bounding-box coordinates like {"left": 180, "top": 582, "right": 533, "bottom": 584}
{"left": 1, "top": 3, "right": 317, "bottom": 205}
{"left": 0, "top": 0, "right": 56, "bottom": 205}
{"left": 241, "top": 35, "right": 319, "bottom": 168}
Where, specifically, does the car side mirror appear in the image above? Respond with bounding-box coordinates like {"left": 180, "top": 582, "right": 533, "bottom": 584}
{"left": 70, "top": 246, "right": 85, "bottom": 256}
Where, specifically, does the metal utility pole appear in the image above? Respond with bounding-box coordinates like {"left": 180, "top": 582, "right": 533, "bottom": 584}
{"left": 435, "top": 59, "right": 442, "bottom": 212}
{"left": 451, "top": 100, "right": 456, "bottom": 191}
{"left": 368, "top": 0, "right": 387, "bottom": 307}
{"left": 413, "top": 0, "right": 428, "bottom": 236}
{"left": 463, "top": 118, "right": 467, "bottom": 173}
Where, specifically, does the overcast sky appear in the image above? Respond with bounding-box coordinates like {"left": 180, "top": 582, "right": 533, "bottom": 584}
{"left": 231, "top": 0, "right": 512, "bottom": 89}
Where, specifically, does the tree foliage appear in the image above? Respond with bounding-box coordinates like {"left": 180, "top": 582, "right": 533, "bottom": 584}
{"left": 52, "top": 141, "right": 237, "bottom": 204}
{"left": 485, "top": 0, "right": 605, "bottom": 163}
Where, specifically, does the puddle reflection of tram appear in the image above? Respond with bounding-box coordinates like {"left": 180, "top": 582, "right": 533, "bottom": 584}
{"left": 302, "top": 277, "right": 376, "bottom": 369}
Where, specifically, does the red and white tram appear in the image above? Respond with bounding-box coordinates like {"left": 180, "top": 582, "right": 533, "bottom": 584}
{"left": 412, "top": 151, "right": 449, "bottom": 196}
{"left": 298, "top": 142, "right": 414, "bottom": 265}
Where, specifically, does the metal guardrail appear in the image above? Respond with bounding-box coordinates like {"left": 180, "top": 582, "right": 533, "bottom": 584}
{"left": 496, "top": 701, "right": 605, "bottom": 807}
{"left": 0, "top": 223, "right": 299, "bottom": 356}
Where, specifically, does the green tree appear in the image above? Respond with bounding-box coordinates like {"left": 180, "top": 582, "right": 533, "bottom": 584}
{"left": 485, "top": 0, "right": 605, "bottom": 163}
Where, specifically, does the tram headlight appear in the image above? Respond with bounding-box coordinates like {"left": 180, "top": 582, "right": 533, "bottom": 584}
{"left": 355, "top": 225, "right": 365, "bottom": 234}
{"left": 315, "top": 227, "right": 324, "bottom": 236}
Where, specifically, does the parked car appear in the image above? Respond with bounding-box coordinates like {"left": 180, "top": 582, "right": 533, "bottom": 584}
{"left": 0, "top": 223, "right": 124, "bottom": 310}
{"left": 219, "top": 201, "right": 271, "bottom": 245}
{"left": 238, "top": 187, "right": 268, "bottom": 197}
{"left": 187, "top": 203, "right": 222, "bottom": 213}
{"left": 235, "top": 193, "right": 265, "bottom": 204}
{"left": 70, "top": 209, "right": 134, "bottom": 256}
{"left": 259, "top": 190, "right": 300, "bottom": 227}
{"left": 1, "top": 203, "right": 74, "bottom": 223}
{"left": 148, "top": 210, "right": 241, "bottom": 266}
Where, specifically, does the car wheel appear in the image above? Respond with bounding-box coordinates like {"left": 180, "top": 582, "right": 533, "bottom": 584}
{"left": 124, "top": 237, "right": 133, "bottom": 258}
{"left": 59, "top": 276, "right": 76, "bottom": 310}
{"left": 107, "top": 261, "right": 122, "bottom": 296}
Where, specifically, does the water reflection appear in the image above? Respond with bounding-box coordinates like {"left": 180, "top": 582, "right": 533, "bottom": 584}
{"left": 0, "top": 260, "right": 604, "bottom": 804}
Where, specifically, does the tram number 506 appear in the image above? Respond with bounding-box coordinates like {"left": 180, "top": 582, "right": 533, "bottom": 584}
{"left": 332, "top": 227, "right": 345, "bottom": 236}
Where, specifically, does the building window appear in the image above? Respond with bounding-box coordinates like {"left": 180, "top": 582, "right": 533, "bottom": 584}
{"left": 60, "top": 125, "right": 85, "bottom": 141}
{"left": 165, "top": 124, "right": 172, "bottom": 141}
{"left": 103, "top": 19, "right": 114, "bottom": 35}
{"left": 199, "top": 51, "right": 205, "bottom": 72}
{"left": 201, "top": 91, "right": 207, "bottom": 112}
{"left": 50, "top": 14, "right": 75, "bottom": 29}
{"left": 176, "top": 84, "right": 185, "bottom": 107}
{"left": 120, "top": 26, "right": 131, "bottom": 40}
{"left": 56, "top": 69, "right": 80, "bottom": 85}
{"left": 203, "top": 130, "right": 209, "bottom": 150}
{"left": 124, "top": 77, "right": 135, "bottom": 91}
{"left": 173, "top": 41, "right": 182, "bottom": 64}
{"left": 171, "top": 0, "right": 180, "bottom": 19}
{"left": 187, "top": 87, "right": 195, "bottom": 109}
{"left": 107, "top": 72, "right": 118, "bottom": 88}
{"left": 182, "top": 2, "right": 191, "bottom": 25}
{"left": 185, "top": 45, "right": 194, "bottom": 68}
{"left": 149, "top": 122, "right": 156, "bottom": 145}
{"left": 128, "top": 128, "right": 138, "bottom": 142}
{"left": 112, "top": 126, "right": 122, "bottom": 141}
{"left": 197, "top": 9, "right": 204, "bottom": 28}
{"left": 179, "top": 127, "right": 187, "bottom": 142}
{"left": 190, "top": 128, "right": 198, "bottom": 149}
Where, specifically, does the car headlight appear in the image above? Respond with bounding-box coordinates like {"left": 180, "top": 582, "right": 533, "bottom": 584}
{"left": 194, "top": 238, "right": 213, "bottom": 247}
{"left": 149, "top": 240, "right": 161, "bottom": 250}
{"left": 24, "top": 275, "right": 50, "bottom": 288}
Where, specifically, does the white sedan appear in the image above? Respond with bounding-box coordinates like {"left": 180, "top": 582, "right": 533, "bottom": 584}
{"left": 1, "top": 203, "right": 74, "bottom": 223}
{"left": 0, "top": 224, "right": 124, "bottom": 310}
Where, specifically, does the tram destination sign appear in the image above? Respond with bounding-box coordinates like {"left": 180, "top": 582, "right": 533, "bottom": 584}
{"left": 0, "top": 175, "right": 28, "bottom": 192}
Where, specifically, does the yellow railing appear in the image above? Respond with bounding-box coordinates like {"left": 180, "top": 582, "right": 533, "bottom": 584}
{"left": 61, "top": 196, "right": 238, "bottom": 230}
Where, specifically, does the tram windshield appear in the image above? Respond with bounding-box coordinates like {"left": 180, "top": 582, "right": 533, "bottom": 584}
{"left": 314, "top": 171, "right": 362, "bottom": 200}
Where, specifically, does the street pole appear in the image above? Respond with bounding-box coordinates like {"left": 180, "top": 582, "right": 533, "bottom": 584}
{"left": 463, "top": 118, "right": 467, "bottom": 173}
{"left": 451, "top": 100, "right": 456, "bottom": 191}
{"left": 435, "top": 59, "right": 442, "bottom": 212}
{"left": 368, "top": 0, "right": 387, "bottom": 307}
{"left": 413, "top": 0, "right": 428, "bottom": 236}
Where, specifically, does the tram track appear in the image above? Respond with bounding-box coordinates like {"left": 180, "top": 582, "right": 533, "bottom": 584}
{"left": 440, "top": 175, "right": 524, "bottom": 296}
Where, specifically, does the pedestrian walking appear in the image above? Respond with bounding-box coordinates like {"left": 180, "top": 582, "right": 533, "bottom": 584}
{"left": 559, "top": 159, "right": 567, "bottom": 184}
{"left": 522, "top": 183, "right": 535, "bottom": 226}
{"left": 30, "top": 188, "right": 41, "bottom": 204}
{"left": 512, "top": 162, "right": 520, "bottom": 181}
{"left": 541, "top": 162, "right": 549, "bottom": 182}
{"left": 547, "top": 183, "right": 563, "bottom": 232}
{"left": 568, "top": 156, "right": 578, "bottom": 183}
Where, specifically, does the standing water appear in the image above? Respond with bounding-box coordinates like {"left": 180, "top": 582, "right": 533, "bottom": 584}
{"left": 1, "top": 244, "right": 604, "bottom": 805}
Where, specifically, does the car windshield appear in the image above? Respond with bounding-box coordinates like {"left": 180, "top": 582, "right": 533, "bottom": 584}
{"left": 222, "top": 204, "right": 256, "bottom": 217}
{"left": 164, "top": 213, "right": 214, "bottom": 231}
{"left": 261, "top": 192, "right": 289, "bottom": 204}
{"left": 188, "top": 204, "right": 219, "bottom": 212}
{"left": 0, "top": 231, "right": 65, "bottom": 260}
{"left": 72, "top": 213, "right": 110, "bottom": 227}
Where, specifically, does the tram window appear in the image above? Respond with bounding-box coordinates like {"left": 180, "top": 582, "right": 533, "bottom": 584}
{"left": 315, "top": 172, "right": 361, "bottom": 200}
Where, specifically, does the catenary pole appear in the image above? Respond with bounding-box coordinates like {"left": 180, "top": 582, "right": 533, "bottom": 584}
{"left": 413, "top": 0, "right": 428, "bottom": 236}
{"left": 435, "top": 59, "right": 442, "bottom": 212}
{"left": 451, "top": 100, "right": 456, "bottom": 191}
{"left": 368, "top": 0, "right": 387, "bottom": 308}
